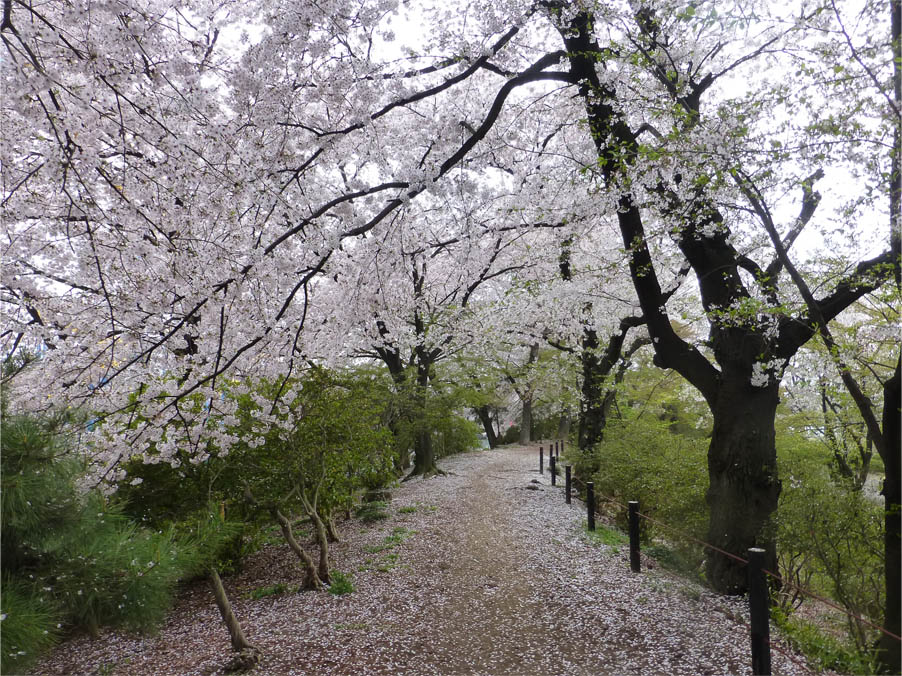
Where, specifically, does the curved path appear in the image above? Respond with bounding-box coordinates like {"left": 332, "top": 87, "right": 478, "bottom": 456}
{"left": 34, "top": 446, "right": 817, "bottom": 675}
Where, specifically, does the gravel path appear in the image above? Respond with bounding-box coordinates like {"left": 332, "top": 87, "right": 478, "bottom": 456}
{"left": 32, "top": 445, "right": 819, "bottom": 675}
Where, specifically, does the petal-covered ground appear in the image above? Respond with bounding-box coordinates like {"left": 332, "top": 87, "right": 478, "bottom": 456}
{"left": 32, "top": 445, "right": 821, "bottom": 675}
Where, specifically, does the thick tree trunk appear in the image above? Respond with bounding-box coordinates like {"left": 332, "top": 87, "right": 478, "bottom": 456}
{"left": 271, "top": 507, "right": 322, "bottom": 590}
{"left": 475, "top": 405, "right": 498, "bottom": 448}
{"left": 406, "top": 427, "right": 440, "bottom": 478}
{"left": 555, "top": 408, "right": 571, "bottom": 441}
{"left": 405, "top": 359, "right": 442, "bottom": 478}
{"left": 578, "top": 329, "right": 606, "bottom": 450}
{"left": 519, "top": 395, "right": 533, "bottom": 445}
{"left": 877, "top": 358, "right": 901, "bottom": 673}
{"left": 705, "top": 380, "right": 781, "bottom": 594}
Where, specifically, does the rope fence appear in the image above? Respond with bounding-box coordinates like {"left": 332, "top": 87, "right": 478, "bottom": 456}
{"left": 532, "top": 441, "right": 900, "bottom": 675}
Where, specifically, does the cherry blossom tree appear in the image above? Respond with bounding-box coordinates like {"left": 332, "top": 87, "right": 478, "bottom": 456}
{"left": 3, "top": 0, "right": 896, "bottom": 614}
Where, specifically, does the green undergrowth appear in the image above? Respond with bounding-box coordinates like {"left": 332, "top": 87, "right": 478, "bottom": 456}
{"left": 771, "top": 608, "right": 879, "bottom": 675}
{"left": 360, "top": 527, "right": 415, "bottom": 573}
{"left": 327, "top": 570, "right": 355, "bottom": 595}
{"left": 583, "top": 523, "right": 628, "bottom": 552}
{"left": 355, "top": 501, "right": 390, "bottom": 523}
{"left": 245, "top": 582, "right": 299, "bottom": 600}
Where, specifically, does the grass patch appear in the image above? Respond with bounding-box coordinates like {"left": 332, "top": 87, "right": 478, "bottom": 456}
{"left": 584, "top": 524, "right": 628, "bottom": 550}
{"left": 397, "top": 505, "right": 418, "bottom": 514}
{"left": 772, "top": 608, "right": 878, "bottom": 675}
{"left": 335, "top": 622, "right": 369, "bottom": 631}
{"left": 355, "top": 501, "right": 389, "bottom": 523}
{"left": 245, "top": 582, "right": 297, "bottom": 600}
{"left": 644, "top": 544, "right": 703, "bottom": 579}
{"left": 360, "top": 527, "right": 415, "bottom": 572}
{"left": 327, "top": 570, "right": 354, "bottom": 596}
{"left": 377, "top": 553, "right": 400, "bottom": 572}
{"left": 385, "top": 526, "right": 413, "bottom": 545}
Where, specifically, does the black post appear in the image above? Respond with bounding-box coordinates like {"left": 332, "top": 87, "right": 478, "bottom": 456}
{"left": 550, "top": 454, "right": 556, "bottom": 486}
{"left": 561, "top": 439, "right": 565, "bottom": 453}
{"left": 565, "top": 465, "right": 572, "bottom": 504}
{"left": 539, "top": 446, "right": 543, "bottom": 474}
{"left": 628, "top": 501, "right": 641, "bottom": 573}
{"left": 748, "top": 547, "right": 772, "bottom": 675}
{"left": 586, "top": 481, "right": 595, "bottom": 531}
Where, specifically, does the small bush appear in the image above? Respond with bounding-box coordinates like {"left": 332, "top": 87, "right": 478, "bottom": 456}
{"left": 1, "top": 411, "right": 213, "bottom": 671}
{"left": 775, "top": 450, "right": 884, "bottom": 653}
{"left": 772, "top": 608, "right": 879, "bottom": 675}
{"left": 0, "top": 579, "right": 60, "bottom": 675}
{"left": 327, "top": 571, "right": 354, "bottom": 595}
{"left": 355, "top": 501, "right": 389, "bottom": 523}
{"left": 246, "top": 583, "right": 294, "bottom": 600}
{"left": 580, "top": 416, "right": 708, "bottom": 557}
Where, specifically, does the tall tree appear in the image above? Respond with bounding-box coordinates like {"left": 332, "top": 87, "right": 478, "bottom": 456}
{"left": 3, "top": 0, "right": 895, "bottom": 602}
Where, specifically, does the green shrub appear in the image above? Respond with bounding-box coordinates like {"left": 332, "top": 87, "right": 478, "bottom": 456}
{"left": 775, "top": 452, "right": 884, "bottom": 653}
{"left": 772, "top": 607, "right": 879, "bottom": 675}
{"left": 579, "top": 415, "right": 708, "bottom": 562}
{"left": 355, "top": 501, "right": 389, "bottom": 523}
{"left": 1, "top": 411, "right": 211, "bottom": 670}
{"left": 0, "top": 578, "right": 60, "bottom": 675}
{"left": 246, "top": 583, "right": 294, "bottom": 600}
{"left": 327, "top": 571, "right": 354, "bottom": 595}
{"left": 432, "top": 414, "right": 480, "bottom": 458}
{"left": 42, "top": 496, "right": 188, "bottom": 634}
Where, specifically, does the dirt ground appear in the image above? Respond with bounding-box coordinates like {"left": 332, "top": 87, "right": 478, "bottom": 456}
{"left": 31, "top": 445, "right": 820, "bottom": 675}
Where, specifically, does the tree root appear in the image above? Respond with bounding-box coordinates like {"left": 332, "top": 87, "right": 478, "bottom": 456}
{"left": 224, "top": 647, "right": 262, "bottom": 672}
{"left": 402, "top": 466, "right": 446, "bottom": 481}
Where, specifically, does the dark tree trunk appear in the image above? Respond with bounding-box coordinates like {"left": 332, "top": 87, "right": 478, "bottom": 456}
{"left": 326, "top": 516, "right": 340, "bottom": 543}
{"left": 578, "top": 323, "right": 647, "bottom": 450}
{"left": 555, "top": 408, "right": 571, "bottom": 441}
{"left": 519, "top": 395, "right": 533, "bottom": 445}
{"left": 310, "top": 510, "right": 331, "bottom": 584}
{"left": 578, "top": 328, "right": 606, "bottom": 450}
{"left": 475, "top": 405, "right": 498, "bottom": 448}
{"left": 555, "top": 4, "right": 893, "bottom": 599}
{"left": 408, "top": 428, "right": 438, "bottom": 477}
{"left": 705, "top": 379, "right": 781, "bottom": 594}
{"left": 407, "top": 361, "right": 442, "bottom": 477}
{"left": 877, "top": 357, "right": 901, "bottom": 673}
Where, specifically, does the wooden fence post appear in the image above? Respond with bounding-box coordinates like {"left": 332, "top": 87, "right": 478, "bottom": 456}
{"left": 748, "top": 547, "right": 772, "bottom": 675}
{"left": 550, "top": 454, "right": 556, "bottom": 486}
{"left": 565, "top": 465, "right": 572, "bottom": 504}
{"left": 628, "top": 501, "right": 641, "bottom": 573}
{"left": 539, "top": 446, "right": 543, "bottom": 474}
{"left": 586, "top": 481, "right": 595, "bottom": 531}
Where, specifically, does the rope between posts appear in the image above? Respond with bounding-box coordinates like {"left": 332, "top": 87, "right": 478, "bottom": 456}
{"left": 566, "top": 464, "right": 901, "bottom": 643}
{"left": 762, "top": 570, "right": 902, "bottom": 642}
{"left": 728, "top": 609, "right": 816, "bottom": 675}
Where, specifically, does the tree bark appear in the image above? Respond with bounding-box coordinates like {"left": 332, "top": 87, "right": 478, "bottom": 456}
{"left": 326, "top": 516, "right": 341, "bottom": 543}
{"left": 519, "top": 395, "right": 533, "bottom": 445}
{"left": 271, "top": 506, "right": 322, "bottom": 590}
{"left": 705, "top": 379, "right": 782, "bottom": 593}
{"left": 877, "top": 357, "right": 901, "bottom": 673}
{"left": 209, "top": 568, "right": 257, "bottom": 653}
{"left": 475, "top": 404, "right": 498, "bottom": 448}
{"left": 578, "top": 328, "right": 605, "bottom": 450}
{"left": 555, "top": 407, "right": 571, "bottom": 441}
{"left": 407, "top": 427, "right": 438, "bottom": 477}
